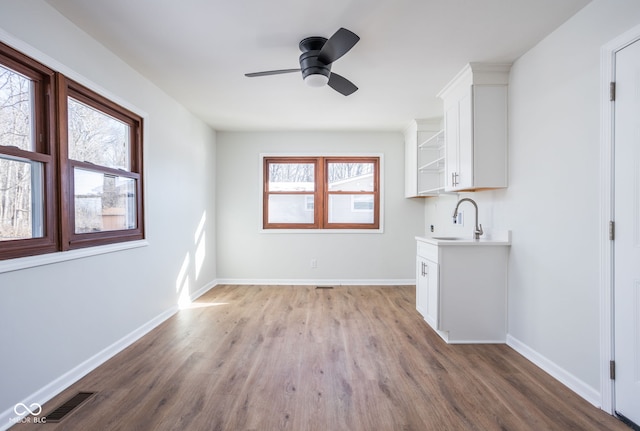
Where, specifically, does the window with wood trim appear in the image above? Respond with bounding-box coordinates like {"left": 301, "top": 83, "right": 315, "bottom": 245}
{"left": 58, "top": 76, "right": 144, "bottom": 250}
{"left": 0, "top": 43, "right": 58, "bottom": 259}
{"left": 0, "top": 42, "right": 144, "bottom": 260}
{"left": 263, "top": 156, "right": 379, "bottom": 230}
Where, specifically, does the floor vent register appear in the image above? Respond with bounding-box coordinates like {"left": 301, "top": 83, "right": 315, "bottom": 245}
{"left": 45, "top": 392, "right": 96, "bottom": 423}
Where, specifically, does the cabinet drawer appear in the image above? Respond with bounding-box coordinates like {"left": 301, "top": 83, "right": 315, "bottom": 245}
{"left": 417, "top": 241, "right": 438, "bottom": 262}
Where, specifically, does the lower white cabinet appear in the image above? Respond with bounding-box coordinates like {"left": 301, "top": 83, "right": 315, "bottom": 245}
{"left": 416, "top": 237, "right": 510, "bottom": 343}
{"left": 416, "top": 255, "right": 439, "bottom": 329}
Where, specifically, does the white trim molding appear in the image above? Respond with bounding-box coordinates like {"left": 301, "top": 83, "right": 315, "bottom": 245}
{"left": 599, "top": 22, "right": 640, "bottom": 415}
{"left": 215, "top": 278, "right": 415, "bottom": 286}
{"left": 507, "top": 335, "right": 601, "bottom": 407}
{"left": 0, "top": 240, "right": 149, "bottom": 274}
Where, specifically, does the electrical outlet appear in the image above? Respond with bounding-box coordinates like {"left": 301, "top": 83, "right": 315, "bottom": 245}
{"left": 310, "top": 259, "right": 317, "bottom": 268}
{"left": 454, "top": 211, "right": 463, "bottom": 225}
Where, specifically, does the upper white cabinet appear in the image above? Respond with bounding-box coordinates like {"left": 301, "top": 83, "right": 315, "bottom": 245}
{"left": 404, "top": 118, "right": 444, "bottom": 197}
{"left": 437, "top": 63, "right": 511, "bottom": 192}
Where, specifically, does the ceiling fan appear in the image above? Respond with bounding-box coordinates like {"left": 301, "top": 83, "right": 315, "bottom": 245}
{"left": 245, "top": 28, "right": 360, "bottom": 96}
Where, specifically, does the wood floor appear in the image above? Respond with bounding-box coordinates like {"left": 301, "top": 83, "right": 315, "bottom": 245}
{"left": 12, "top": 285, "right": 629, "bottom": 431}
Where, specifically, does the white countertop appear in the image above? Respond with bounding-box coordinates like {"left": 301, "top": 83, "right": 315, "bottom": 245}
{"left": 416, "top": 231, "right": 511, "bottom": 246}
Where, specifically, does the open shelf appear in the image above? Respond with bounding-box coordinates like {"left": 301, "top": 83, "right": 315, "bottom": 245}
{"left": 404, "top": 120, "right": 445, "bottom": 198}
{"left": 419, "top": 186, "right": 445, "bottom": 194}
{"left": 419, "top": 156, "right": 445, "bottom": 172}
{"left": 417, "top": 129, "right": 445, "bottom": 196}
{"left": 419, "top": 130, "right": 445, "bottom": 149}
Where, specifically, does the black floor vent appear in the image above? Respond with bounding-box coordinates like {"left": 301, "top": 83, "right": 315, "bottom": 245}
{"left": 316, "top": 286, "right": 334, "bottom": 289}
{"left": 45, "top": 392, "right": 95, "bottom": 422}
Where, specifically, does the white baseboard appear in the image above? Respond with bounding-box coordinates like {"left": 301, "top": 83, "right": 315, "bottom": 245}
{"left": 506, "top": 334, "right": 601, "bottom": 407}
{"left": 188, "top": 279, "right": 219, "bottom": 301}
{"left": 1, "top": 280, "right": 218, "bottom": 431}
{"left": 215, "top": 278, "right": 415, "bottom": 286}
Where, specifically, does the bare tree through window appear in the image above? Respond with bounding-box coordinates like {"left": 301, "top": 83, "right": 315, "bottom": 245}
{"left": 0, "top": 64, "right": 41, "bottom": 241}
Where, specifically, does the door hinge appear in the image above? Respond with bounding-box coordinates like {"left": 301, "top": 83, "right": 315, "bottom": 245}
{"left": 610, "top": 360, "right": 616, "bottom": 380}
{"left": 610, "top": 82, "right": 616, "bottom": 101}
{"left": 609, "top": 221, "right": 615, "bottom": 240}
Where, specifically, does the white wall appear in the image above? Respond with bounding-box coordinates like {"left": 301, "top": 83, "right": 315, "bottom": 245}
{"left": 216, "top": 131, "right": 424, "bottom": 283}
{"left": 3, "top": 0, "right": 637, "bottom": 423}
{"left": 0, "top": 0, "right": 217, "bottom": 423}
{"left": 424, "top": 0, "right": 640, "bottom": 404}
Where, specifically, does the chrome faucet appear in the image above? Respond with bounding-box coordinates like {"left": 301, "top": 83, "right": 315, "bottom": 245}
{"left": 453, "top": 198, "right": 483, "bottom": 240}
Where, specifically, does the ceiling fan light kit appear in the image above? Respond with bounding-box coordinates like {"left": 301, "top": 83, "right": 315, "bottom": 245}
{"left": 245, "top": 28, "right": 360, "bottom": 96}
{"left": 304, "top": 73, "right": 329, "bottom": 87}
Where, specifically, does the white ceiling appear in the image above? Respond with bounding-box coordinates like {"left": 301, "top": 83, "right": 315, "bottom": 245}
{"left": 46, "top": 0, "right": 590, "bottom": 132}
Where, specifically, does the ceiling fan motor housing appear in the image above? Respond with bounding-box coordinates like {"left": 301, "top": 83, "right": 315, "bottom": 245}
{"left": 299, "top": 36, "right": 331, "bottom": 80}
{"left": 244, "top": 28, "right": 358, "bottom": 95}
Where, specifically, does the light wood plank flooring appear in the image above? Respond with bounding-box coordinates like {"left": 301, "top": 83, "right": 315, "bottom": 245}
{"left": 11, "top": 285, "right": 630, "bottom": 430}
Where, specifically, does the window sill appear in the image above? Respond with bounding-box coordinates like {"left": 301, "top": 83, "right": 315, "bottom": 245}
{"left": 260, "top": 228, "right": 384, "bottom": 234}
{"left": 0, "top": 240, "right": 149, "bottom": 274}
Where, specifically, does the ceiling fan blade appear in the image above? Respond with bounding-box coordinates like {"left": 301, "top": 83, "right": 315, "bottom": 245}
{"left": 245, "top": 69, "right": 300, "bottom": 77}
{"left": 317, "top": 28, "right": 360, "bottom": 65}
{"left": 327, "top": 72, "right": 358, "bottom": 96}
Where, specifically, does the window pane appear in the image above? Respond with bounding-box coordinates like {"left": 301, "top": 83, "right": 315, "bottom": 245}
{"left": 0, "top": 156, "right": 44, "bottom": 240}
{"left": 68, "top": 97, "right": 130, "bottom": 170}
{"left": 0, "top": 65, "right": 34, "bottom": 151}
{"left": 268, "top": 194, "right": 314, "bottom": 224}
{"left": 328, "top": 162, "right": 375, "bottom": 192}
{"left": 327, "top": 194, "right": 374, "bottom": 224}
{"left": 268, "top": 163, "right": 314, "bottom": 192}
{"left": 74, "top": 168, "right": 136, "bottom": 233}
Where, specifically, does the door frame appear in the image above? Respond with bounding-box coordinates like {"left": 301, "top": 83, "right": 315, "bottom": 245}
{"left": 599, "top": 23, "right": 640, "bottom": 415}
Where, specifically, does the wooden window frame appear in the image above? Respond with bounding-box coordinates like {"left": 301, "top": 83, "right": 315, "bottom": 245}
{"left": 57, "top": 76, "right": 144, "bottom": 250}
{"left": 323, "top": 156, "right": 379, "bottom": 230}
{"left": 263, "top": 157, "right": 322, "bottom": 229}
{"left": 263, "top": 156, "right": 380, "bottom": 230}
{"left": 0, "top": 42, "right": 58, "bottom": 260}
{"left": 0, "top": 42, "right": 144, "bottom": 260}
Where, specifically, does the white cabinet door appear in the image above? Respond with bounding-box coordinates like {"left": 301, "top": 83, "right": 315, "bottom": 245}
{"left": 439, "top": 63, "right": 509, "bottom": 192}
{"left": 423, "top": 258, "right": 439, "bottom": 329}
{"left": 416, "top": 255, "right": 439, "bottom": 329}
{"left": 444, "top": 101, "right": 459, "bottom": 191}
{"left": 416, "top": 256, "right": 426, "bottom": 315}
{"left": 457, "top": 88, "right": 473, "bottom": 190}
{"left": 443, "top": 86, "right": 474, "bottom": 191}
